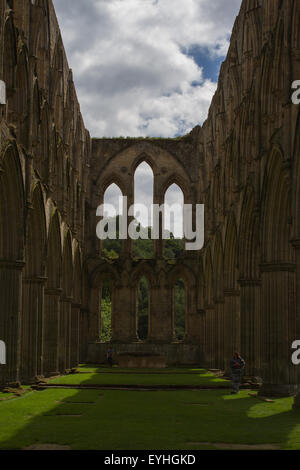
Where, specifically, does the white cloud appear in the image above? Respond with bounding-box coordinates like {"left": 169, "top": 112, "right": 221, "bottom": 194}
{"left": 53, "top": 0, "right": 241, "bottom": 137}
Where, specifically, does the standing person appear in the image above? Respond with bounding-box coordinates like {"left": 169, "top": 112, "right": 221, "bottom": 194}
{"left": 230, "top": 352, "right": 245, "bottom": 394}
{"left": 107, "top": 347, "right": 114, "bottom": 367}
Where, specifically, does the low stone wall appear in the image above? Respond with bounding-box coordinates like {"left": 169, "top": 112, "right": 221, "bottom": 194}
{"left": 117, "top": 353, "right": 166, "bottom": 369}
{"left": 87, "top": 342, "right": 203, "bottom": 367}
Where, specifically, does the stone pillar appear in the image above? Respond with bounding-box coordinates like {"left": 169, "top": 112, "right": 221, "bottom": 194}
{"left": 185, "top": 286, "right": 199, "bottom": 343}
{"left": 79, "top": 308, "right": 89, "bottom": 362}
{"left": 71, "top": 303, "right": 81, "bottom": 368}
{"left": 198, "top": 310, "right": 206, "bottom": 364}
{"left": 153, "top": 194, "right": 164, "bottom": 258}
{"left": 121, "top": 192, "right": 133, "bottom": 258}
{"left": 0, "top": 260, "right": 23, "bottom": 386}
{"left": 111, "top": 284, "right": 138, "bottom": 342}
{"left": 43, "top": 288, "right": 61, "bottom": 376}
{"left": 291, "top": 240, "right": 300, "bottom": 407}
{"left": 260, "top": 263, "right": 298, "bottom": 396}
{"left": 88, "top": 287, "right": 101, "bottom": 343}
{"left": 214, "top": 300, "right": 225, "bottom": 370}
{"left": 239, "top": 279, "right": 261, "bottom": 377}
{"left": 204, "top": 307, "right": 215, "bottom": 369}
{"left": 149, "top": 284, "right": 173, "bottom": 342}
{"left": 20, "top": 277, "right": 46, "bottom": 382}
{"left": 59, "top": 297, "right": 72, "bottom": 372}
{"left": 224, "top": 289, "right": 240, "bottom": 374}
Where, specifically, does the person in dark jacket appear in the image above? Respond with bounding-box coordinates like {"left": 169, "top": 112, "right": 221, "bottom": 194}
{"left": 230, "top": 352, "right": 245, "bottom": 394}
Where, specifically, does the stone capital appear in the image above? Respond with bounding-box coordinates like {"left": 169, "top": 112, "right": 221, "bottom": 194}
{"left": 224, "top": 288, "right": 240, "bottom": 297}
{"left": 260, "top": 262, "right": 296, "bottom": 273}
{"left": 45, "top": 287, "right": 63, "bottom": 296}
{"left": 72, "top": 302, "right": 82, "bottom": 309}
{"left": 291, "top": 238, "right": 300, "bottom": 249}
{"left": 23, "top": 276, "right": 47, "bottom": 285}
{"left": 0, "top": 259, "right": 25, "bottom": 270}
{"left": 238, "top": 278, "right": 262, "bottom": 287}
{"left": 60, "top": 296, "right": 73, "bottom": 303}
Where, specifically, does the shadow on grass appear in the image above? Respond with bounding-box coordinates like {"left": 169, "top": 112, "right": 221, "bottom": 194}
{"left": 46, "top": 365, "right": 229, "bottom": 387}
{"left": 0, "top": 367, "right": 300, "bottom": 450}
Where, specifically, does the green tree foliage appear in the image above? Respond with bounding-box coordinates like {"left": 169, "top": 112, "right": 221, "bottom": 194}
{"left": 102, "top": 215, "right": 122, "bottom": 258}
{"left": 100, "top": 280, "right": 112, "bottom": 342}
{"left": 102, "top": 216, "right": 184, "bottom": 260}
{"left": 174, "top": 278, "right": 185, "bottom": 340}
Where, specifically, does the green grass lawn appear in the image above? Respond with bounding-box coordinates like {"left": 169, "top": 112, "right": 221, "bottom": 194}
{"left": 48, "top": 365, "right": 228, "bottom": 387}
{"left": 1, "top": 367, "right": 300, "bottom": 450}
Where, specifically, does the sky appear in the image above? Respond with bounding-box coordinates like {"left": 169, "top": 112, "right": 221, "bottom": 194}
{"left": 53, "top": 0, "right": 242, "bottom": 138}
{"left": 53, "top": 0, "right": 242, "bottom": 235}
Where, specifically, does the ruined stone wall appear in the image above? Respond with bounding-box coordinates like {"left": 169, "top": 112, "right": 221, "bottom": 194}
{"left": 86, "top": 0, "right": 300, "bottom": 396}
{"left": 1, "top": 0, "right": 300, "bottom": 399}
{"left": 195, "top": 0, "right": 300, "bottom": 395}
{"left": 0, "top": 0, "right": 90, "bottom": 385}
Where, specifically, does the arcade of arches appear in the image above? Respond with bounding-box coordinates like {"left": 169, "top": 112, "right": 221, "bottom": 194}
{"left": 1, "top": 0, "right": 300, "bottom": 403}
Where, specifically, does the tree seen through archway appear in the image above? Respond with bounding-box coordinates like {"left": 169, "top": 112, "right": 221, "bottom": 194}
{"left": 174, "top": 278, "right": 185, "bottom": 341}
{"left": 137, "top": 277, "right": 149, "bottom": 340}
{"left": 100, "top": 279, "right": 112, "bottom": 342}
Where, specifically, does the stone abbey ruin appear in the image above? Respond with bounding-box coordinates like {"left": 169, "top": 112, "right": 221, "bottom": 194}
{"left": 1, "top": 0, "right": 300, "bottom": 404}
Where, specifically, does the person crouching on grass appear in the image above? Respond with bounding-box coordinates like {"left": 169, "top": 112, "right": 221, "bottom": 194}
{"left": 230, "top": 352, "right": 245, "bottom": 394}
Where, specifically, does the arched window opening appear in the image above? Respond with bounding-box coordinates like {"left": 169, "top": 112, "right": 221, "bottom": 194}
{"left": 133, "top": 162, "right": 154, "bottom": 259}
{"left": 100, "top": 279, "right": 112, "bottom": 343}
{"left": 164, "top": 184, "right": 184, "bottom": 258}
{"left": 137, "top": 277, "right": 149, "bottom": 341}
{"left": 174, "top": 278, "right": 185, "bottom": 341}
{"left": 102, "top": 183, "right": 123, "bottom": 259}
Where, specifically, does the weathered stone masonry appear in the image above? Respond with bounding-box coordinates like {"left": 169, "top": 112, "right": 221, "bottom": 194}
{"left": 1, "top": 0, "right": 300, "bottom": 402}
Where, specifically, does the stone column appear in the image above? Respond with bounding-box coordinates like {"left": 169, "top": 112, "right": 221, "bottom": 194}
{"left": 214, "top": 300, "right": 225, "bottom": 370}
{"left": 79, "top": 308, "right": 89, "bottom": 362}
{"left": 20, "top": 277, "right": 46, "bottom": 382}
{"left": 149, "top": 284, "right": 173, "bottom": 342}
{"left": 71, "top": 303, "right": 81, "bottom": 368}
{"left": 88, "top": 287, "right": 101, "bottom": 343}
{"left": 59, "top": 296, "right": 72, "bottom": 372}
{"left": 224, "top": 289, "right": 240, "bottom": 374}
{"left": 291, "top": 240, "right": 300, "bottom": 407}
{"left": 198, "top": 310, "right": 206, "bottom": 364}
{"left": 153, "top": 194, "right": 164, "bottom": 258}
{"left": 43, "top": 288, "right": 62, "bottom": 376}
{"left": 121, "top": 192, "right": 133, "bottom": 258}
{"left": 111, "top": 283, "right": 138, "bottom": 342}
{"left": 239, "top": 279, "right": 261, "bottom": 377}
{"left": 185, "top": 286, "right": 199, "bottom": 343}
{"left": 204, "top": 307, "right": 215, "bottom": 369}
{"left": 0, "top": 260, "right": 24, "bottom": 386}
{"left": 260, "top": 263, "right": 298, "bottom": 396}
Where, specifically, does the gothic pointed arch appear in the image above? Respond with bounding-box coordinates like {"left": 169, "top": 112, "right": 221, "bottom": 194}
{"left": 131, "top": 262, "right": 156, "bottom": 289}
{"left": 24, "top": 182, "right": 47, "bottom": 278}
{"left": 168, "top": 263, "right": 196, "bottom": 289}
{"left": 0, "top": 143, "right": 25, "bottom": 261}
{"left": 262, "top": 148, "right": 293, "bottom": 264}
{"left": 46, "top": 209, "right": 62, "bottom": 290}
{"left": 2, "top": 14, "right": 17, "bottom": 97}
